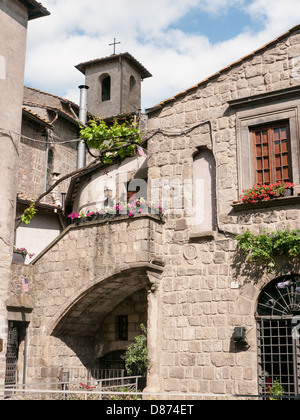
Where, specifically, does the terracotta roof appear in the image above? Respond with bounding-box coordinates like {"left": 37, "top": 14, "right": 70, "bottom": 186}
{"left": 21, "top": 0, "right": 50, "bottom": 20}
{"left": 146, "top": 23, "right": 300, "bottom": 113}
{"left": 23, "top": 86, "right": 80, "bottom": 125}
{"left": 22, "top": 107, "right": 52, "bottom": 127}
{"left": 17, "top": 194, "right": 62, "bottom": 211}
{"left": 24, "top": 86, "right": 79, "bottom": 110}
{"left": 76, "top": 52, "right": 152, "bottom": 80}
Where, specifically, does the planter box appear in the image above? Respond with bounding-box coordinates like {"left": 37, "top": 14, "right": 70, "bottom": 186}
{"left": 13, "top": 251, "right": 26, "bottom": 264}
{"left": 232, "top": 195, "right": 300, "bottom": 212}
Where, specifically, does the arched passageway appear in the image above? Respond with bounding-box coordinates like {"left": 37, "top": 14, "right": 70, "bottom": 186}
{"left": 46, "top": 265, "right": 161, "bottom": 386}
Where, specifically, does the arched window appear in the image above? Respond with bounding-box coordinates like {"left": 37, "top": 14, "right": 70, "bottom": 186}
{"left": 130, "top": 75, "right": 136, "bottom": 92}
{"left": 101, "top": 75, "right": 111, "bottom": 102}
{"left": 256, "top": 275, "right": 300, "bottom": 399}
{"left": 193, "top": 148, "right": 216, "bottom": 232}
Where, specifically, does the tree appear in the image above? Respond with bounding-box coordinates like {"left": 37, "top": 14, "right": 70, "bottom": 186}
{"left": 122, "top": 324, "right": 151, "bottom": 377}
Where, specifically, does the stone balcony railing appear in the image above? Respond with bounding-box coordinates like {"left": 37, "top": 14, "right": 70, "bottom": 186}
{"left": 34, "top": 213, "right": 165, "bottom": 269}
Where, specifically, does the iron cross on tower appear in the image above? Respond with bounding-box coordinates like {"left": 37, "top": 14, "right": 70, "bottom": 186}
{"left": 109, "top": 38, "right": 121, "bottom": 55}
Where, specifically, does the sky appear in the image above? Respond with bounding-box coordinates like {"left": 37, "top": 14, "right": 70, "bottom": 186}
{"left": 24, "top": 0, "right": 300, "bottom": 111}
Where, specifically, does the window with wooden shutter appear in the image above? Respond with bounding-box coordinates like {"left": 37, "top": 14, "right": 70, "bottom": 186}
{"left": 252, "top": 122, "right": 293, "bottom": 185}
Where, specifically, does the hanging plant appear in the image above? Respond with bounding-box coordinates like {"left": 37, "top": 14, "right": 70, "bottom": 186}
{"left": 21, "top": 202, "right": 37, "bottom": 225}
{"left": 236, "top": 228, "right": 300, "bottom": 272}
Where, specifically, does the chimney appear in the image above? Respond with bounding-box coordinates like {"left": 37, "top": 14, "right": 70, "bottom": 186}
{"left": 77, "top": 85, "right": 89, "bottom": 169}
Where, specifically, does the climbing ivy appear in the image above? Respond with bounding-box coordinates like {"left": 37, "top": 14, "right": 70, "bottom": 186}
{"left": 21, "top": 202, "right": 37, "bottom": 225}
{"left": 236, "top": 228, "right": 300, "bottom": 272}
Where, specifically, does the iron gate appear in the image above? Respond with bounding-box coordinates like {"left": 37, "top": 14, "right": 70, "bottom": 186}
{"left": 256, "top": 276, "right": 300, "bottom": 399}
{"left": 257, "top": 318, "right": 300, "bottom": 398}
{"left": 5, "top": 323, "right": 19, "bottom": 387}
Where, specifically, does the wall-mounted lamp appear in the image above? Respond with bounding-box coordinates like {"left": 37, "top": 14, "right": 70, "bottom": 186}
{"left": 233, "top": 327, "right": 249, "bottom": 350}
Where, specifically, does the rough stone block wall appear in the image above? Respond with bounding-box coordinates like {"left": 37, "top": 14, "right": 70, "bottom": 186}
{"left": 19, "top": 115, "right": 78, "bottom": 202}
{"left": 20, "top": 215, "right": 163, "bottom": 382}
{"left": 6, "top": 27, "right": 300, "bottom": 396}
{"left": 95, "top": 289, "right": 147, "bottom": 360}
{"left": 146, "top": 28, "right": 300, "bottom": 395}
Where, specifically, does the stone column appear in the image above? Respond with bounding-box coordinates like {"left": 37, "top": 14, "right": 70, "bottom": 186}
{"left": 143, "top": 269, "right": 163, "bottom": 395}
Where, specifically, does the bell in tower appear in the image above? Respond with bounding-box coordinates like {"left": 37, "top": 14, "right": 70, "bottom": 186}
{"left": 75, "top": 47, "right": 152, "bottom": 120}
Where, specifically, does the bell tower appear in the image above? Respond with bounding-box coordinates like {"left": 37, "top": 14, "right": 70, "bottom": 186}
{"left": 75, "top": 51, "right": 152, "bottom": 119}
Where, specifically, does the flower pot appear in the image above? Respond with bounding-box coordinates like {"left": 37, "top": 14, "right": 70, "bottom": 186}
{"left": 13, "top": 251, "right": 26, "bottom": 264}
{"left": 284, "top": 188, "right": 294, "bottom": 197}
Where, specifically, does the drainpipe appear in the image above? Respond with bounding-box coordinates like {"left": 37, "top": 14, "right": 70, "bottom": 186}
{"left": 119, "top": 56, "right": 123, "bottom": 115}
{"left": 77, "top": 85, "right": 89, "bottom": 169}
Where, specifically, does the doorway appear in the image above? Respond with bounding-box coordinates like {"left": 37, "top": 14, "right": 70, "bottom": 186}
{"left": 5, "top": 321, "right": 28, "bottom": 389}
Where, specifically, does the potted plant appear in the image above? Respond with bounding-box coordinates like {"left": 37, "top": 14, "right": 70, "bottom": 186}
{"left": 67, "top": 200, "right": 165, "bottom": 223}
{"left": 13, "top": 246, "right": 35, "bottom": 263}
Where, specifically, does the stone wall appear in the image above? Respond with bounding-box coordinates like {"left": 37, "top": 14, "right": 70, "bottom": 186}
{"left": 19, "top": 215, "right": 164, "bottom": 382}
{"left": 0, "top": 0, "right": 30, "bottom": 389}
{"left": 19, "top": 112, "right": 78, "bottom": 202}
{"left": 6, "top": 26, "right": 300, "bottom": 396}
{"left": 95, "top": 289, "right": 147, "bottom": 361}
{"left": 84, "top": 57, "right": 143, "bottom": 119}
{"left": 145, "top": 27, "right": 300, "bottom": 395}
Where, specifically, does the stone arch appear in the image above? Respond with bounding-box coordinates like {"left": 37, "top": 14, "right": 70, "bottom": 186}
{"left": 49, "top": 264, "right": 161, "bottom": 338}
{"left": 256, "top": 274, "right": 300, "bottom": 317}
{"left": 40, "top": 264, "right": 162, "bottom": 379}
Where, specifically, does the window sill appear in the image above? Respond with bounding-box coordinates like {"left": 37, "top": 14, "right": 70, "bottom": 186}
{"left": 232, "top": 195, "right": 300, "bottom": 212}
{"left": 189, "top": 231, "right": 216, "bottom": 242}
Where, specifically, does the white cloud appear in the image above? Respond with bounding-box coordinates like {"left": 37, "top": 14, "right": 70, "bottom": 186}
{"left": 246, "top": 0, "right": 300, "bottom": 31}
{"left": 25, "top": 0, "right": 300, "bottom": 110}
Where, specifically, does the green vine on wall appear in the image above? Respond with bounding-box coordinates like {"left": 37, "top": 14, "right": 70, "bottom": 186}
{"left": 80, "top": 118, "right": 141, "bottom": 164}
{"left": 236, "top": 228, "right": 300, "bottom": 272}
{"left": 21, "top": 202, "right": 37, "bottom": 225}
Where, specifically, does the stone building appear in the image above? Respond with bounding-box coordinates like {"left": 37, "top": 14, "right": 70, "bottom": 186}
{"left": 4, "top": 18, "right": 300, "bottom": 398}
{"left": 76, "top": 52, "right": 152, "bottom": 119}
{"left": 0, "top": 0, "right": 49, "bottom": 390}
{"left": 15, "top": 86, "right": 80, "bottom": 263}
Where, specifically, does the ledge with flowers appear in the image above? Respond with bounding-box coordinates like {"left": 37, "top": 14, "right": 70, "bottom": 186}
{"left": 232, "top": 181, "right": 300, "bottom": 211}
{"left": 68, "top": 198, "right": 165, "bottom": 225}
{"left": 13, "top": 246, "right": 36, "bottom": 263}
